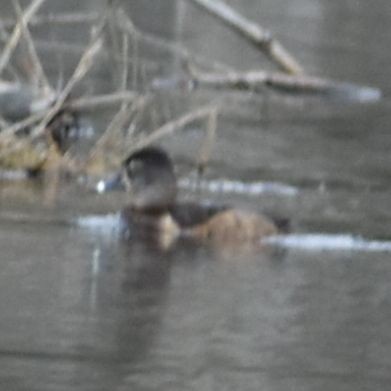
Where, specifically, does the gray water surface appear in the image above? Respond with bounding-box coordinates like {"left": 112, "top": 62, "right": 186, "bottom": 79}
{"left": 1, "top": 1, "right": 391, "bottom": 390}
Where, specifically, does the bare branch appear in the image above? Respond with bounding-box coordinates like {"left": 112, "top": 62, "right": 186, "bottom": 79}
{"left": 187, "top": 0, "right": 303, "bottom": 75}
{"left": 187, "top": 68, "right": 382, "bottom": 103}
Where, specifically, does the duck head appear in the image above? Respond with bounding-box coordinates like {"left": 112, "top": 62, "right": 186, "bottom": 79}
{"left": 100, "top": 147, "right": 177, "bottom": 213}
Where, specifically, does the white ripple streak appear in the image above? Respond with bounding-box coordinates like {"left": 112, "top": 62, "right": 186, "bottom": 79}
{"left": 264, "top": 234, "right": 391, "bottom": 252}
{"left": 74, "top": 213, "right": 121, "bottom": 233}
{"left": 178, "top": 177, "right": 298, "bottom": 197}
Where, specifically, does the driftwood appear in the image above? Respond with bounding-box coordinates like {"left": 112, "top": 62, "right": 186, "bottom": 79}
{"left": 187, "top": 0, "right": 303, "bottom": 75}
{"left": 185, "top": 67, "right": 382, "bottom": 103}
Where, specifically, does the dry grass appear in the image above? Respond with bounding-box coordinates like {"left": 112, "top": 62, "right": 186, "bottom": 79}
{"left": 0, "top": 1, "right": 224, "bottom": 177}
{"left": 0, "top": 0, "right": 379, "bottom": 180}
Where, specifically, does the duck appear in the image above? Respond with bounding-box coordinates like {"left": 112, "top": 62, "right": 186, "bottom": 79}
{"left": 101, "top": 147, "right": 286, "bottom": 245}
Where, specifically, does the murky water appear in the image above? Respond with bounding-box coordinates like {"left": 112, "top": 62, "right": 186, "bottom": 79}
{"left": 1, "top": 1, "right": 391, "bottom": 390}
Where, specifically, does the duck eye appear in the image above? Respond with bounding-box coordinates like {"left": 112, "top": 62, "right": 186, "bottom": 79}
{"left": 127, "top": 159, "right": 143, "bottom": 176}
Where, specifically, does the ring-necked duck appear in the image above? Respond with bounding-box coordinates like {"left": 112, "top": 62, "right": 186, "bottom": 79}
{"left": 103, "top": 147, "right": 286, "bottom": 244}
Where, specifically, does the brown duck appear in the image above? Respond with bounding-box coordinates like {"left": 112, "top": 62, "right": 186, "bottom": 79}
{"left": 104, "top": 147, "right": 285, "bottom": 244}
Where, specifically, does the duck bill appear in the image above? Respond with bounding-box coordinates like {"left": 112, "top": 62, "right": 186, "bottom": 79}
{"left": 96, "top": 171, "right": 125, "bottom": 193}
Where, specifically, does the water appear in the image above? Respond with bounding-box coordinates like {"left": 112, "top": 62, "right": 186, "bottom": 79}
{"left": 1, "top": 1, "right": 391, "bottom": 390}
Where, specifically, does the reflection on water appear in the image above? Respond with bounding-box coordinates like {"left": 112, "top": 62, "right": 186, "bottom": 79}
{"left": 1, "top": 0, "right": 391, "bottom": 390}
{"left": 1, "top": 218, "right": 391, "bottom": 390}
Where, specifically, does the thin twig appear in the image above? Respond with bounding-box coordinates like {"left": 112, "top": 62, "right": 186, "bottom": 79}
{"left": 30, "top": 20, "right": 105, "bottom": 139}
{"left": 115, "top": 9, "right": 233, "bottom": 73}
{"left": 130, "top": 23, "right": 139, "bottom": 91}
{"left": 108, "top": 6, "right": 122, "bottom": 87}
{"left": 0, "top": 110, "right": 46, "bottom": 140}
{"left": 132, "top": 104, "right": 219, "bottom": 152}
{"left": 0, "top": 22, "right": 21, "bottom": 81}
{"left": 0, "top": 13, "right": 107, "bottom": 163}
{"left": 65, "top": 91, "right": 139, "bottom": 111}
{"left": 116, "top": 14, "right": 139, "bottom": 90}
{"left": 0, "top": 0, "right": 46, "bottom": 75}
{"left": 9, "top": 39, "right": 159, "bottom": 72}
{"left": 124, "top": 94, "right": 152, "bottom": 142}
{"left": 91, "top": 103, "right": 132, "bottom": 154}
{"left": 121, "top": 32, "right": 129, "bottom": 94}
{"left": 86, "top": 97, "right": 149, "bottom": 173}
{"left": 1, "top": 12, "right": 100, "bottom": 29}
{"left": 197, "top": 108, "right": 217, "bottom": 173}
{"left": 12, "top": 0, "right": 52, "bottom": 91}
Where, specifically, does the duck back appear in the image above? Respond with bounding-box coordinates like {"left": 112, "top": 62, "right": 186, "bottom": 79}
{"left": 184, "top": 208, "right": 278, "bottom": 242}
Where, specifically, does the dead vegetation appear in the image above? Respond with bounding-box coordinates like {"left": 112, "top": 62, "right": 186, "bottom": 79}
{"left": 0, "top": 0, "right": 381, "bottom": 180}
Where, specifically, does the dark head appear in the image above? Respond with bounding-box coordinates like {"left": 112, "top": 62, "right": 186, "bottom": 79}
{"left": 121, "top": 147, "right": 177, "bottom": 212}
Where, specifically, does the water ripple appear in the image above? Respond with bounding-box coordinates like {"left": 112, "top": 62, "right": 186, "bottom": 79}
{"left": 178, "top": 177, "right": 299, "bottom": 197}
